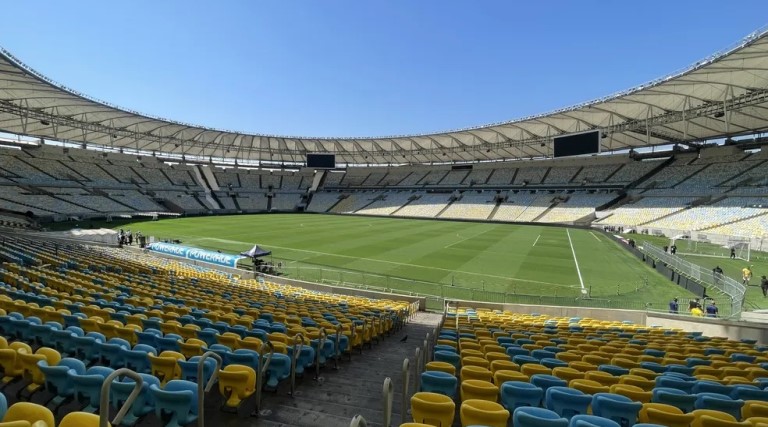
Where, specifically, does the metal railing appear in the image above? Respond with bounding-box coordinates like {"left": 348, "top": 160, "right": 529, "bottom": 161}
{"left": 642, "top": 241, "right": 746, "bottom": 316}
{"left": 197, "top": 351, "right": 222, "bottom": 427}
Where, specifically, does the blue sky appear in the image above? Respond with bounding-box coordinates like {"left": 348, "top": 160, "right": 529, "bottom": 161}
{"left": 0, "top": 1, "right": 766, "bottom": 138}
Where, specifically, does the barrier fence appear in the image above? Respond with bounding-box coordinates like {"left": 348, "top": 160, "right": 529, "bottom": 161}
{"left": 641, "top": 241, "right": 745, "bottom": 317}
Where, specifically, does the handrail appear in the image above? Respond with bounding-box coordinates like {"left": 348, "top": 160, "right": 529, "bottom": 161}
{"left": 100, "top": 368, "right": 144, "bottom": 427}
{"left": 349, "top": 415, "right": 368, "bottom": 427}
{"left": 414, "top": 347, "right": 421, "bottom": 392}
{"left": 360, "top": 319, "right": 367, "bottom": 352}
{"left": 290, "top": 333, "right": 304, "bottom": 395}
{"left": 197, "top": 351, "right": 222, "bottom": 427}
{"left": 315, "top": 328, "right": 327, "bottom": 381}
{"left": 422, "top": 332, "right": 430, "bottom": 367}
{"left": 348, "top": 322, "right": 356, "bottom": 360}
{"left": 382, "top": 376, "right": 393, "bottom": 427}
{"left": 254, "top": 340, "right": 275, "bottom": 416}
{"left": 401, "top": 358, "right": 410, "bottom": 425}
{"left": 334, "top": 323, "right": 342, "bottom": 369}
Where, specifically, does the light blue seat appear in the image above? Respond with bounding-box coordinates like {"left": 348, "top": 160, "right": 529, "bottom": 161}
{"left": 0, "top": 390, "right": 6, "bottom": 421}
{"left": 50, "top": 327, "right": 84, "bottom": 356}
{"left": 694, "top": 392, "right": 744, "bottom": 420}
{"left": 531, "top": 374, "right": 568, "bottom": 394}
{"left": 546, "top": 386, "right": 593, "bottom": 419}
{"left": 327, "top": 333, "right": 349, "bottom": 358}
{"left": 121, "top": 344, "right": 157, "bottom": 374}
{"left": 592, "top": 392, "right": 642, "bottom": 427}
{"left": 420, "top": 370, "right": 457, "bottom": 398}
{"left": 265, "top": 353, "right": 291, "bottom": 389}
{"left": 434, "top": 350, "right": 461, "bottom": 373}
{"left": 655, "top": 376, "right": 694, "bottom": 394}
{"left": 70, "top": 365, "right": 114, "bottom": 413}
{"left": 500, "top": 381, "right": 543, "bottom": 410}
{"left": 640, "top": 362, "right": 666, "bottom": 374}
{"left": 97, "top": 338, "right": 131, "bottom": 368}
{"left": 686, "top": 358, "right": 711, "bottom": 368}
{"left": 433, "top": 344, "right": 457, "bottom": 354}
{"left": 208, "top": 344, "right": 232, "bottom": 362}
{"left": 150, "top": 379, "right": 199, "bottom": 427}
{"left": 532, "top": 350, "right": 557, "bottom": 361}
{"left": 38, "top": 357, "right": 86, "bottom": 408}
{"left": 599, "top": 365, "right": 629, "bottom": 377}
{"left": 112, "top": 373, "right": 160, "bottom": 426}
{"left": 29, "top": 322, "right": 59, "bottom": 347}
{"left": 177, "top": 356, "right": 217, "bottom": 385}
{"left": 141, "top": 318, "right": 162, "bottom": 331}
{"left": 224, "top": 349, "right": 260, "bottom": 372}
{"left": 569, "top": 414, "right": 621, "bottom": 427}
{"left": 660, "top": 372, "right": 695, "bottom": 381}
{"left": 513, "top": 406, "right": 569, "bottom": 427}
{"left": 692, "top": 380, "right": 734, "bottom": 396}
{"left": 156, "top": 336, "right": 182, "bottom": 353}
{"left": 665, "top": 364, "right": 695, "bottom": 376}
{"left": 310, "top": 339, "right": 335, "bottom": 366}
{"left": 651, "top": 387, "right": 696, "bottom": 413}
{"left": 196, "top": 328, "right": 219, "bottom": 347}
{"left": 287, "top": 345, "right": 316, "bottom": 376}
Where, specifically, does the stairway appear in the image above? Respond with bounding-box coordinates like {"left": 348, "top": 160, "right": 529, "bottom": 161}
{"left": 436, "top": 198, "right": 457, "bottom": 218}
{"left": 487, "top": 200, "right": 503, "bottom": 220}
{"left": 532, "top": 202, "right": 559, "bottom": 222}
{"left": 390, "top": 196, "right": 419, "bottom": 216}
{"left": 192, "top": 165, "right": 222, "bottom": 209}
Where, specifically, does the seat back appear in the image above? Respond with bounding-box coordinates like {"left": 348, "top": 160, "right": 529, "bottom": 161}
{"left": 4, "top": 402, "right": 55, "bottom": 427}
{"left": 218, "top": 364, "right": 257, "bottom": 408}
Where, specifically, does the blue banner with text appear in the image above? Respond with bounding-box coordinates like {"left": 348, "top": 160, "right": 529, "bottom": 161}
{"left": 147, "top": 242, "right": 244, "bottom": 268}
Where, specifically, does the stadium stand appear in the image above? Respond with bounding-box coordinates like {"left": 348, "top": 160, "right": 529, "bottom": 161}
{"left": 439, "top": 192, "right": 497, "bottom": 220}
{"left": 393, "top": 193, "right": 451, "bottom": 218}
{"left": 356, "top": 191, "right": 415, "bottom": 216}
{"left": 596, "top": 197, "right": 698, "bottom": 227}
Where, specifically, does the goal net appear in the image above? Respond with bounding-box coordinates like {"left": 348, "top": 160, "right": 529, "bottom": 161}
{"left": 674, "top": 234, "right": 751, "bottom": 261}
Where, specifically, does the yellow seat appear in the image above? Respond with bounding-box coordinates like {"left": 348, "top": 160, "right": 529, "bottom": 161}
{"left": 521, "top": 363, "right": 551, "bottom": 377}
{"left": 462, "top": 356, "right": 489, "bottom": 369}
{"left": 60, "top": 412, "right": 107, "bottom": 427}
{"left": 638, "top": 402, "right": 695, "bottom": 427}
{"left": 489, "top": 360, "right": 519, "bottom": 374}
{"left": 586, "top": 371, "right": 621, "bottom": 387}
{"left": 19, "top": 347, "right": 61, "bottom": 393}
{"left": 610, "top": 384, "right": 652, "bottom": 403}
{"left": 556, "top": 352, "right": 582, "bottom": 363}
{"left": 745, "top": 417, "right": 768, "bottom": 427}
{"left": 743, "top": 401, "right": 768, "bottom": 419}
{"left": 570, "top": 378, "right": 610, "bottom": 395}
{"left": 619, "top": 374, "right": 655, "bottom": 391}
{"left": 485, "top": 352, "right": 509, "bottom": 364}
{"left": 0, "top": 342, "right": 33, "bottom": 384}
{"left": 552, "top": 367, "right": 585, "bottom": 382}
{"left": 215, "top": 332, "right": 240, "bottom": 348}
{"left": 460, "top": 379, "right": 499, "bottom": 402}
{"left": 178, "top": 341, "right": 205, "bottom": 359}
{"left": 3, "top": 402, "right": 56, "bottom": 427}
{"left": 218, "top": 364, "right": 257, "bottom": 408}
{"left": 147, "top": 351, "right": 185, "bottom": 385}
{"left": 460, "top": 366, "right": 492, "bottom": 382}
{"left": 400, "top": 423, "right": 434, "bottom": 427}
{"left": 425, "top": 361, "right": 456, "bottom": 376}
{"left": 569, "top": 361, "right": 599, "bottom": 373}
{"left": 493, "top": 370, "right": 529, "bottom": 386}
{"left": 691, "top": 409, "right": 742, "bottom": 427}
{"left": 411, "top": 392, "right": 455, "bottom": 427}
{"left": 238, "top": 337, "right": 264, "bottom": 352}
{"left": 460, "top": 399, "right": 509, "bottom": 427}
{"left": 629, "top": 368, "right": 658, "bottom": 381}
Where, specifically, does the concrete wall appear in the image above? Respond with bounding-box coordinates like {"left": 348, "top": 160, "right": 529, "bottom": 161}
{"left": 646, "top": 312, "right": 768, "bottom": 344}
{"left": 448, "top": 299, "right": 648, "bottom": 325}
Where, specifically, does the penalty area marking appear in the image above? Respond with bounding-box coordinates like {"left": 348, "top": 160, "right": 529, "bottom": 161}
{"left": 589, "top": 232, "right": 601, "bottom": 242}
{"left": 566, "top": 228, "right": 587, "bottom": 293}
{"left": 443, "top": 227, "right": 494, "bottom": 249}
{"left": 532, "top": 235, "right": 540, "bottom": 247}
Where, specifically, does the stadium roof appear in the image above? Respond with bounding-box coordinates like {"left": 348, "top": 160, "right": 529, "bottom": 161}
{"left": 1, "top": 28, "right": 768, "bottom": 165}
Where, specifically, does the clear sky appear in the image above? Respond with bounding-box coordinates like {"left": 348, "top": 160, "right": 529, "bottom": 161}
{"left": 0, "top": 1, "right": 766, "bottom": 138}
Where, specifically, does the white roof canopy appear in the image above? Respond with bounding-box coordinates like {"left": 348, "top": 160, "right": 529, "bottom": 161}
{"left": 1, "top": 27, "right": 768, "bottom": 165}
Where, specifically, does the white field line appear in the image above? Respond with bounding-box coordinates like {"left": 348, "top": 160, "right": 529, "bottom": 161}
{"left": 589, "top": 232, "right": 601, "bottom": 242}
{"left": 443, "top": 227, "right": 495, "bottom": 249}
{"left": 533, "top": 235, "right": 541, "bottom": 247}
{"left": 566, "top": 229, "right": 586, "bottom": 291}
{"left": 198, "top": 236, "right": 577, "bottom": 289}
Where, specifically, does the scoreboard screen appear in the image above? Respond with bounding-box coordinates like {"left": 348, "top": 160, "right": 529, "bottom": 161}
{"left": 553, "top": 130, "right": 601, "bottom": 158}
{"left": 306, "top": 153, "right": 336, "bottom": 169}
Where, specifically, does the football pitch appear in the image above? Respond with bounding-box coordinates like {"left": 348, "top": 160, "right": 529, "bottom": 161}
{"left": 116, "top": 213, "right": 691, "bottom": 311}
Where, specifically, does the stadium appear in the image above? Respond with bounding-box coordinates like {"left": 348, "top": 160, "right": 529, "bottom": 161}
{"left": 2, "top": 9, "right": 768, "bottom": 427}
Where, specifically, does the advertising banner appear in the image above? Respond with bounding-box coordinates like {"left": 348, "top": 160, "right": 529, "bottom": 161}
{"left": 147, "top": 242, "right": 244, "bottom": 268}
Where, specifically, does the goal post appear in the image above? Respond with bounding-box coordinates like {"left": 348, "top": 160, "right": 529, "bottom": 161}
{"left": 729, "top": 237, "right": 751, "bottom": 262}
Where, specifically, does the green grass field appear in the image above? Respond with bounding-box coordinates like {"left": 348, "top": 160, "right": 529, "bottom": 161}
{"left": 113, "top": 214, "right": 693, "bottom": 311}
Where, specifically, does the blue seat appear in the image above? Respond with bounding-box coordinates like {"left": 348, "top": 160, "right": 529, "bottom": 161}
{"left": 287, "top": 345, "right": 316, "bottom": 376}
{"left": 731, "top": 384, "right": 768, "bottom": 401}
{"left": 224, "top": 349, "right": 260, "bottom": 372}
{"left": 693, "top": 380, "right": 734, "bottom": 396}
{"left": 592, "top": 392, "right": 642, "bottom": 427}
{"left": 546, "top": 386, "right": 593, "bottom": 419}
{"left": 310, "top": 339, "right": 335, "bottom": 366}
{"left": 136, "top": 329, "right": 163, "bottom": 348}
{"left": 327, "top": 333, "right": 349, "bottom": 357}
{"left": 660, "top": 372, "right": 695, "bottom": 381}
{"left": 70, "top": 365, "right": 114, "bottom": 412}
{"left": 497, "top": 337, "right": 514, "bottom": 346}
{"left": 30, "top": 322, "right": 59, "bottom": 347}
{"left": 694, "top": 392, "right": 744, "bottom": 420}
{"left": 420, "top": 371, "right": 457, "bottom": 398}
{"left": 0, "top": 390, "right": 6, "bottom": 421}
{"left": 686, "top": 358, "right": 711, "bottom": 368}
{"left": 141, "top": 318, "right": 162, "bottom": 331}
{"left": 265, "top": 353, "right": 291, "bottom": 389}
{"left": 71, "top": 332, "right": 106, "bottom": 364}
{"left": 541, "top": 358, "right": 569, "bottom": 369}
{"left": 655, "top": 376, "right": 694, "bottom": 394}
{"left": 644, "top": 349, "right": 665, "bottom": 358}
{"left": 533, "top": 350, "right": 557, "bottom": 361}
{"left": 434, "top": 350, "right": 461, "bottom": 373}
{"left": 731, "top": 353, "right": 757, "bottom": 363}
{"left": 569, "top": 414, "right": 621, "bottom": 427}
{"left": 38, "top": 357, "right": 86, "bottom": 408}
{"left": 97, "top": 338, "right": 131, "bottom": 368}
{"left": 196, "top": 328, "right": 220, "bottom": 347}
{"left": 513, "top": 406, "right": 569, "bottom": 427}
{"left": 111, "top": 373, "right": 160, "bottom": 426}
{"left": 500, "top": 381, "right": 543, "bottom": 410}
{"left": 599, "top": 365, "right": 629, "bottom": 377}
{"left": 665, "top": 364, "right": 695, "bottom": 376}
{"left": 513, "top": 355, "right": 539, "bottom": 366}
{"left": 640, "top": 362, "right": 666, "bottom": 374}
{"left": 121, "top": 344, "right": 157, "bottom": 374}
{"left": 433, "top": 344, "right": 457, "bottom": 354}
{"left": 704, "top": 348, "right": 726, "bottom": 356}
{"left": 531, "top": 374, "right": 568, "bottom": 394}
{"left": 150, "top": 380, "right": 199, "bottom": 427}
{"left": 651, "top": 387, "right": 696, "bottom": 413}
{"left": 156, "top": 336, "right": 182, "bottom": 353}
{"left": 50, "top": 327, "right": 84, "bottom": 356}
{"left": 507, "top": 347, "right": 531, "bottom": 358}
{"left": 177, "top": 356, "right": 217, "bottom": 384}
